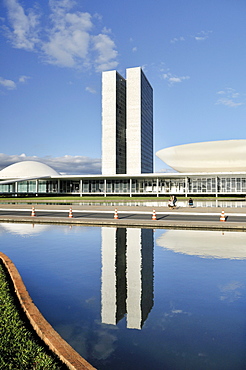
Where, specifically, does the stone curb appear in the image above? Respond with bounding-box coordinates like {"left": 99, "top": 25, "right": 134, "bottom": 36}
{"left": 0, "top": 252, "right": 96, "bottom": 370}
{"left": 1, "top": 215, "right": 246, "bottom": 231}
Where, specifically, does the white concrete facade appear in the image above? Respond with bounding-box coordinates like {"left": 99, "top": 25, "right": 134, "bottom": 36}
{"left": 126, "top": 67, "right": 153, "bottom": 174}
{"left": 126, "top": 68, "right": 142, "bottom": 174}
{"left": 102, "top": 71, "right": 118, "bottom": 175}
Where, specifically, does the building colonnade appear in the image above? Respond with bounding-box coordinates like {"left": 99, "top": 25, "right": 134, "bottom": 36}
{"left": 1, "top": 175, "right": 246, "bottom": 196}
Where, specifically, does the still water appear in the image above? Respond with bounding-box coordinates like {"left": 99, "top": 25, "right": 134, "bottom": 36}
{"left": 1, "top": 223, "right": 246, "bottom": 370}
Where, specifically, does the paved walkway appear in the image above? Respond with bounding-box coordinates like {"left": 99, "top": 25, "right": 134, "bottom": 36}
{"left": 1, "top": 203, "right": 246, "bottom": 230}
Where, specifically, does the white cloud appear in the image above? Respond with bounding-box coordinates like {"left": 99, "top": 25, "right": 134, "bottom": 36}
{"left": 3, "top": 0, "right": 118, "bottom": 72}
{"left": 86, "top": 86, "right": 96, "bottom": 94}
{"left": 0, "top": 75, "right": 31, "bottom": 91}
{"left": 0, "top": 153, "right": 101, "bottom": 175}
{"left": 19, "top": 75, "right": 30, "bottom": 83}
{"left": 162, "top": 72, "right": 190, "bottom": 85}
{"left": 170, "top": 36, "right": 185, "bottom": 43}
{"left": 193, "top": 30, "right": 212, "bottom": 41}
{"left": 92, "top": 33, "right": 118, "bottom": 72}
{"left": 132, "top": 46, "right": 137, "bottom": 52}
{"left": 170, "top": 31, "right": 211, "bottom": 44}
{"left": 4, "top": 0, "right": 40, "bottom": 50}
{"left": 216, "top": 98, "right": 243, "bottom": 108}
{"left": 216, "top": 88, "right": 244, "bottom": 108}
{"left": 0, "top": 77, "right": 16, "bottom": 90}
{"left": 43, "top": 2, "right": 92, "bottom": 68}
{"left": 101, "top": 26, "right": 112, "bottom": 34}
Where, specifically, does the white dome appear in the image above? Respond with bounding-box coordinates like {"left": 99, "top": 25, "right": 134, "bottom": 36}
{"left": 0, "top": 161, "right": 59, "bottom": 179}
{"left": 156, "top": 139, "right": 246, "bottom": 173}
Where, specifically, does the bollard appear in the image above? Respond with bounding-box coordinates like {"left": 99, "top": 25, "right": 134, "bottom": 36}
{"left": 152, "top": 209, "right": 157, "bottom": 220}
{"left": 31, "top": 207, "right": 36, "bottom": 217}
{"left": 220, "top": 210, "right": 226, "bottom": 222}
{"left": 68, "top": 207, "right": 73, "bottom": 218}
{"left": 114, "top": 208, "right": 119, "bottom": 219}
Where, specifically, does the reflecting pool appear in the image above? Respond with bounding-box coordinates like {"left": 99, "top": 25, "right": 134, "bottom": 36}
{"left": 1, "top": 223, "right": 246, "bottom": 370}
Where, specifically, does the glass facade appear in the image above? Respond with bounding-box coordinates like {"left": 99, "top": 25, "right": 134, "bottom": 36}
{"left": 141, "top": 70, "right": 153, "bottom": 173}
{"left": 116, "top": 73, "right": 126, "bottom": 174}
{"left": 2, "top": 175, "right": 246, "bottom": 196}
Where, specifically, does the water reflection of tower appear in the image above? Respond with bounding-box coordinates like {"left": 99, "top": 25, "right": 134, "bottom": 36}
{"left": 101, "top": 227, "right": 154, "bottom": 330}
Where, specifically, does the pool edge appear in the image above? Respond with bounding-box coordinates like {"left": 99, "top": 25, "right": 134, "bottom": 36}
{"left": 0, "top": 252, "right": 96, "bottom": 370}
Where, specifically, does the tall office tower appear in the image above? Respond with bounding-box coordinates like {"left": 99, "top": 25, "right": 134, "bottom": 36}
{"left": 126, "top": 67, "right": 153, "bottom": 174}
{"left": 102, "top": 67, "right": 153, "bottom": 175}
{"left": 102, "top": 70, "right": 126, "bottom": 175}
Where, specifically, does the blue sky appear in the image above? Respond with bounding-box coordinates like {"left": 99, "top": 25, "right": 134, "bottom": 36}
{"left": 1, "top": 0, "right": 246, "bottom": 174}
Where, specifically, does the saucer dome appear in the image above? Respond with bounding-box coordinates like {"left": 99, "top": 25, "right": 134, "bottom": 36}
{"left": 0, "top": 161, "right": 59, "bottom": 179}
{"left": 156, "top": 139, "right": 246, "bottom": 173}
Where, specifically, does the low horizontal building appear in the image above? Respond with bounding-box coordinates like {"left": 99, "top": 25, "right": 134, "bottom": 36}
{"left": 1, "top": 159, "right": 246, "bottom": 197}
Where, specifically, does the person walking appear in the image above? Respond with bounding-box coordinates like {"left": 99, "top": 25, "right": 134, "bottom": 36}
{"left": 173, "top": 195, "right": 177, "bottom": 207}
{"left": 188, "top": 198, "right": 194, "bottom": 207}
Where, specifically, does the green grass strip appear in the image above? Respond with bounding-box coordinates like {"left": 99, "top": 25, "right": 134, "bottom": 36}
{"left": 1, "top": 195, "right": 245, "bottom": 202}
{"left": 0, "top": 263, "right": 66, "bottom": 370}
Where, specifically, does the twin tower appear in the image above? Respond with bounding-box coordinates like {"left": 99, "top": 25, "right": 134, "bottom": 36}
{"left": 102, "top": 67, "right": 153, "bottom": 175}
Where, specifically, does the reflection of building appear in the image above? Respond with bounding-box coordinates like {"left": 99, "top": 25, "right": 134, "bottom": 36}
{"left": 102, "top": 67, "right": 153, "bottom": 175}
{"left": 157, "top": 229, "right": 246, "bottom": 260}
{"left": 101, "top": 228, "right": 127, "bottom": 325}
{"left": 101, "top": 227, "right": 154, "bottom": 329}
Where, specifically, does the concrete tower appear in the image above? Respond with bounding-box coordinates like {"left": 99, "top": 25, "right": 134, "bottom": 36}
{"left": 102, "top": 67, "right": 153, "bottom": 175}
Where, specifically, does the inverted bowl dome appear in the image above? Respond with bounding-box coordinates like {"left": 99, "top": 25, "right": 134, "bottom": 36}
{"left": 156, "top": 139, "right": 246, "bottom": 173}
{"left": 0, "top": 161, "right": 59, "bottom": 179}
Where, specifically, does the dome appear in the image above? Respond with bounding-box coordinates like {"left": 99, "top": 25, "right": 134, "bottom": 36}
{"left": 156, "top": 139, "right": 246, "bottom": 173}
{"left": 0, "top": 161, "right": 59, "bottom": 179}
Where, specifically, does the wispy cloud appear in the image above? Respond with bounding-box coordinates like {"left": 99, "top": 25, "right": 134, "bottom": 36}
{"left": 162, "top": 72, "right": 190, "bottom": 86}
{"left": 170, "top": 36, "right": 185, "bottom": 44}
{"left": 170, "top": 31, "right": 212, "bottom": 43}
{"left": 0, "top": 153, "right": 101, "bottom": 175}
{"left": 216, "top": 88, "right": 244, "bottom": 108}
{"left": 19, "top": 75, "right": 30, "bottom": 83}
{"left": 85, "top": 86, "right": 96, "bottom": 94}
{"left": 129, "top": 39, "right": 137, "bottom": 52}
{"left": 3, "top": 0, "right": 118, "bottom": 72}
{"left": 193, "top": 30, "right": 212, "bottom": 41}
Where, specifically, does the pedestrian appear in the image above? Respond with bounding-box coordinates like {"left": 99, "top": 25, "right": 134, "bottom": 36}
{"left": 173, "top": 195, "right": 177, "bottom": 207}
{"left": 188, "top": 198, "right": 193, "bottom": 207}
{"left": 168, "top": 196, "right": 174, "bottom": 209}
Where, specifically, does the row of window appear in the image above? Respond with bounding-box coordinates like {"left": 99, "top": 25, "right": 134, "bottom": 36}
{"left": 2, "top": 177, "right": 246, "bottom": 194}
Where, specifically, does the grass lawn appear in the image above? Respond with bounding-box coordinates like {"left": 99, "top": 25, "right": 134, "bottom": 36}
{"left": 0, "top": 262, "right": 67, "bottom": 370}
{"left": 0, "top": 195, "right": 245, "bottom": 202}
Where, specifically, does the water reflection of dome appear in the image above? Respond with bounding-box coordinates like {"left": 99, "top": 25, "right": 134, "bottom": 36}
{"left": 0, "top": 223, "right": 50, "bottom": 236}
{"left": 156, "top": 230, "right": 246, "bottom": 260}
